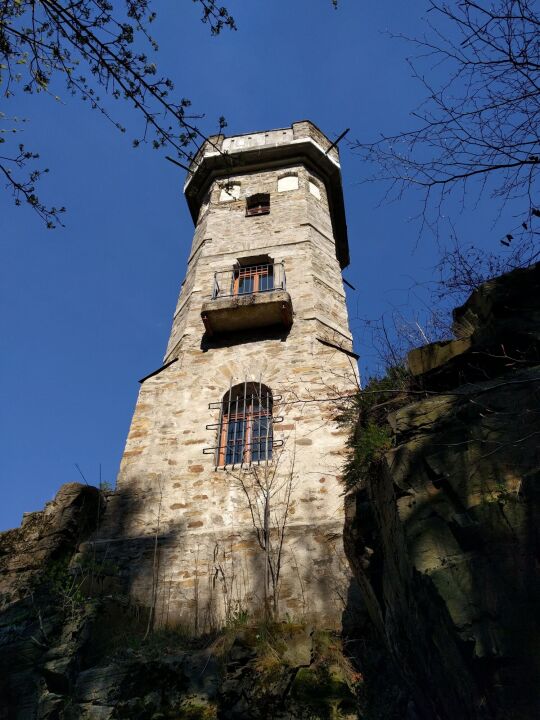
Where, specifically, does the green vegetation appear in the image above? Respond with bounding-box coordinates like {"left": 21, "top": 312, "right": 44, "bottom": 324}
{"left": 45, "top": 558, "right": 88, "bottom": 617}
{"left": 292, "top": 666, "right": 357, "bottom": 719}
{"left": 348, "top": 421, "right": 393, "bottom": 483}
{"left": 44, "top": 554, "right": 122, "bottom": 618}
{"left": 341, "top": 365, "right": 412, "bottom": 489}
{"left": 290, "top": 630, "right": 360, "bottom": 719}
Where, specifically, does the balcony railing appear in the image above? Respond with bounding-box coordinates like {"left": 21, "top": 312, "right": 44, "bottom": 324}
{"left": 211, "top": 262, "right": 286, "bottom": 300}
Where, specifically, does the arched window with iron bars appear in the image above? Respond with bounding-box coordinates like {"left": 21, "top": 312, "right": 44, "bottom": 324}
{"left": 204, "top": 382, "right": 283, "bottom": 468}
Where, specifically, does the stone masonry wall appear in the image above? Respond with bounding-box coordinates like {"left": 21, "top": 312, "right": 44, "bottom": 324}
{"left": 94, "top": 150, "right": 357, "bottom": 630}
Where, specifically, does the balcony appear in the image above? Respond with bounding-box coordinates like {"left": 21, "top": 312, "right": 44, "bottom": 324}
{"left": 201, "top": 262, "right": 293, "bottom": 335}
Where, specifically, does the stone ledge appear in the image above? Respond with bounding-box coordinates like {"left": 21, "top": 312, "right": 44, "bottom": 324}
{"left": 408, "top": 337, "right": 472, "bottom": 376}
{"left": 407, "top": 262, "right": 540, "bottom": 388}
{"left": 201, "top": 290, "right": 293, "bottom": 335}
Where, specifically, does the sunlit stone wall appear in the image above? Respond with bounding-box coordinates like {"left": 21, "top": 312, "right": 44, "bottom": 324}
{"left": 97, "top": 122, "right": 358, "bottom": 629}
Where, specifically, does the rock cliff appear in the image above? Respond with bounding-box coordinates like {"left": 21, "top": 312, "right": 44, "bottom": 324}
{"left": 0, "top": 484, "right": 102, "bottom": 718}
{"left": 344, "top": 263, "right": 540, "bottom": 719}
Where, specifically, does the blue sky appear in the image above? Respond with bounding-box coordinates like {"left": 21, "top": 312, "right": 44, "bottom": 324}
{"left": 0, "top": 1, "right": 517, "bottom": 529}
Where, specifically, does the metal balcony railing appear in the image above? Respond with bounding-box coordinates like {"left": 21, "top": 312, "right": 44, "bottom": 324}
{"left": 211, "top": 262, "right": 286, "bottom": 300}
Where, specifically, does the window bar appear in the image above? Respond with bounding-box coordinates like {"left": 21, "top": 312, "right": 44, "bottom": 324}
{"left": 223, "top": 378, "right": 233, "bottom": 469}
{"left": 265, "top": 384, "right": 270, "bottom": 467}
{"left": 255, "top": 389, "right": 259, "bottom": 462}
{"left": 251, "top": 387, "right": 255, "bottom": 463}
{"left": 236, "top": 393, "right": 242, "bottom": 467}
{"left": 214, "top": 381, "right": 222, "bottom": 467}
{"left": 231, "top": 393, "right": 239, "bottom": 469}
{"left": 228, "top": 392, "right": 234, "bottom": 468}
{"left": 248, "top": 390, "right": 253, "bottom": 465}
{"left": 214, "top": 396, "right": 220, "bottom": 468}
{"left": 241, "top": 379, "right": 247, "bottom": 469}
{"left": 258, "top": 377, "right": 263, "bottom": 466}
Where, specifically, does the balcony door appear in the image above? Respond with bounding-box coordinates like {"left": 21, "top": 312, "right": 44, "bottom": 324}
{"left": 232, "top": 264, "right": 274, "bottom": 296}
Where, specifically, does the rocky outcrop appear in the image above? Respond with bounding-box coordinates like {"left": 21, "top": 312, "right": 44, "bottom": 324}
{"left": 0, "top": 483, "right": 102, "bottom": 598}
{"left": 408, "top": 262, "right": 540, "bottom": 385}
{"left": 71, "top": 624, "right": 356, "bottom": 720}
{"left": 0, "top": 483, "right": 102, "bottom": 719}
{"left": 344, "top": 264, "right": 540, "bottom": 720}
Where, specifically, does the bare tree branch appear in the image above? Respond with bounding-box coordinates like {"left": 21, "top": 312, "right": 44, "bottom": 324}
{"left": 351, "top": 0, "right": 540, "bottom": 235}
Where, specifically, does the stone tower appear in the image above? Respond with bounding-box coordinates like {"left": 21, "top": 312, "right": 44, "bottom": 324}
{"left": 102, "top": 121, "right": 358, "bottom": 629}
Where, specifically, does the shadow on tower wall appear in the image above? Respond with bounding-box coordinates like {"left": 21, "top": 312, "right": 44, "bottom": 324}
{"left": 200, "top": 323, "right": 291, "bottom": 352}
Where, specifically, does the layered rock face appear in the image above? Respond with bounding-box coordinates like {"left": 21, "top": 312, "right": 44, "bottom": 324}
{"left": 0, "top": 484, "right": 102, "bottom": 718}
{"left": 344, "top": 263, "right": 540, "bottom": 720}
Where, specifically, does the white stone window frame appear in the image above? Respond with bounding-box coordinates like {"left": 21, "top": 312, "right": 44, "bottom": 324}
{"left": 308, "top": 177, "right": 322, "bottom": 200}
{"left": 277, "top": 173, "right": 299, "bottom": 192}
{"left": 219, "top": 182, "right": 241, "bottom": 202}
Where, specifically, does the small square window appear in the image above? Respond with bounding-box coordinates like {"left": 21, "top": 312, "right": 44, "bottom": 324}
{"left": 246, "top": 193, "right": 270, "bottom": 216}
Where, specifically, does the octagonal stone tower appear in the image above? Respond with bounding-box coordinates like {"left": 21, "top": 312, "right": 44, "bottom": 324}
{"left": 101, "top": 121, "right": 358, "bottom": 630}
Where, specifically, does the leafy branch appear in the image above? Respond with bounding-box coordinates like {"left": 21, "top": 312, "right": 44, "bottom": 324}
{"left": 0, "top": 0, "right": 235, "bottom": 226}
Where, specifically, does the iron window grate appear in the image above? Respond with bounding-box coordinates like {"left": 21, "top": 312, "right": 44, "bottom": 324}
{"left": 204, "top": 384, "right": 281, "bottom": 469}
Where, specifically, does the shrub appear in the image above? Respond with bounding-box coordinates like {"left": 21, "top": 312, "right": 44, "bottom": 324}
{"left": 341, "top": 365, "right": 412, "bottom": 489}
